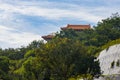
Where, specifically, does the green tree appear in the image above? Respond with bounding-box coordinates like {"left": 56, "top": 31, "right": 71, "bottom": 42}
{"left": 36, "top": 38, "right": 101, "bottom": 80}
{"left": 22, "top": 57, "right": 46, "bottom": 80}
{"left": 95, "top": 13, "right": 120, "bottom": 46}
{"left": 55, "top": 29, "right": 78, "bottom": 39}
{"left": 27, "top": 40, "right": 44, "bottom": 50}
{"left": 0, "top": 56, "right": 11, "bottom": 80}
{"left": 24, "top": 50, "right": 35, "bottom": 58}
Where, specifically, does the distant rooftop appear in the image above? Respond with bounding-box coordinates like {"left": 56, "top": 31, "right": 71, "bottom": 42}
{"left": 42, "top": 33, "right": 55, "bottom": 41}
{"left": 42, "top": 24, "right": 91, "bottom": 41}
{"left": 61, "top": 24, "right": 91, "bottom": 30}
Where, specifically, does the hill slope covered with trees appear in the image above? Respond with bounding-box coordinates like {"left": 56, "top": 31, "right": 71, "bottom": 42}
{"left": 0, "top": 13, "right": 120, "bottom": 80}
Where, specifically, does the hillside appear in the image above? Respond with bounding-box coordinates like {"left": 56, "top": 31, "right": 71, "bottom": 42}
{"left": 0, "top": 13, "right": 120, "bottom": 80}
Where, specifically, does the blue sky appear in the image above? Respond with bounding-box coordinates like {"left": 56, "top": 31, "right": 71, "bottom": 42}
{"left": 0, "top": 0, "right": 120, "bottom": 49}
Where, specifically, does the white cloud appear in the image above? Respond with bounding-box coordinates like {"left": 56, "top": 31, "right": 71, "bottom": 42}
{"left": 0, "top": 25, "right": 42, "bottom": 49}
{"left": 0, "top": 2, "right": 105, "bottom": 23}
{"left": 0, "top": 0, "right": 119, "bottom": 24}
{"left": 0, "top": 0, "right": 120, "bottom": 48}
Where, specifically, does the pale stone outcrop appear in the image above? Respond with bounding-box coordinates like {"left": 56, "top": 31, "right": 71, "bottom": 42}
{"left": 96, "top": 44, "right": 120, "bottom": 80}
{"left": 98, "top": 44, "right": 120, "bottom": 75}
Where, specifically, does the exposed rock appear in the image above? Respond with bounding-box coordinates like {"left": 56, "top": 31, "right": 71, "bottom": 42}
{"left": 97, "top": 44, "right": 120, "bottom": 80}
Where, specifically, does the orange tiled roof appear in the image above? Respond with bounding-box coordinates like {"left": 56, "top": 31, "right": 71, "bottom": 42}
{"left": 61, "top": 24, "right": 91, "bottom": 30}
{"left": 42, "top": 35, "right": 54, "bottom": 39}
{"left": 42, "top": 33, "right": 55, "bottom": 41}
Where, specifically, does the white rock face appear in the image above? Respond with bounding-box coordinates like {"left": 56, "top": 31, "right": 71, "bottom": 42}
{"left": 98, "top": 44, "right": 120, "bottom": 75}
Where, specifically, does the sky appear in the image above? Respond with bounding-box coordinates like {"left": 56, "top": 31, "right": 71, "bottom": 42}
{"left": 0, "top": 0, "right": 120, "bottom": 49}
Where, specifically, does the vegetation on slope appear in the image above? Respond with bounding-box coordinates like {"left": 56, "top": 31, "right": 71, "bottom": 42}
{"left": 102, "top": 38, "right": 120, "bottom": 50}
{"left": 0, "top": 13, "right": 120, "bottom": 80}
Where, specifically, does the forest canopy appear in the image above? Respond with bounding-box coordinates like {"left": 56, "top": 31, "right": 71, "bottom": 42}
{"left": 0, "top": 13, "right": 120, "bottom": 80}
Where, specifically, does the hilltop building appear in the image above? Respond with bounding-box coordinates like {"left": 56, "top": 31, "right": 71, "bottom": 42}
{"left": 61, "top": 24, "right": 91, "bottom": 31}
{"left": 42, "top": 33, "right": 55, "bottom": 41}
{"left": 42, "top": 24, "right": 91, "bottom": 41}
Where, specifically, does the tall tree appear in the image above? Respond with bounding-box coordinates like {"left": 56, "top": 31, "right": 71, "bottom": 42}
{"left": 95, "top": 13, "right": 120, "bottom": 46}
{"left": 35, "top": 38, "right": 101, "bottom": 80}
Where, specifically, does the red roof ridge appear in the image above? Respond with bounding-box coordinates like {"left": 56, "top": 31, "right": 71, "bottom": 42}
{"left": 61, "top": 24, "right": 91, "bottom": 30}
{"left": 42, "top": 33, "right": 55, "bottom": 41}
{"left": 67, "top": 24, "right": 90, "bottom": 27}
{"left": 67, "top": 24, "right": 90, "bottom": 26}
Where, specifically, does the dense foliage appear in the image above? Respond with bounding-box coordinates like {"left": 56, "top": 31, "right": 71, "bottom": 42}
{"left": 0, "top": 13, "right": 120, "bottom": 80}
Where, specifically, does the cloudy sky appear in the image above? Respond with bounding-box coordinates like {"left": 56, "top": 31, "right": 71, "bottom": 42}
{"left": 0, "top": 0, "right": 120, "bottom": 49}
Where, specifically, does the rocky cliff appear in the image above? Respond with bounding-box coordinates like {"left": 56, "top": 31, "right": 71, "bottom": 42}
{"left": 96, "top": 44, "right": 120, "bottom": 80}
